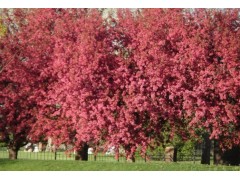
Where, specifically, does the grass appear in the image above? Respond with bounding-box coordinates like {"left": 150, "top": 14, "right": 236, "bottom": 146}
{"left": 0, "top": 159, "right": 240, "bottom": 171}
{"left": 0, "top": 150, "right": 239, "bottom": 171}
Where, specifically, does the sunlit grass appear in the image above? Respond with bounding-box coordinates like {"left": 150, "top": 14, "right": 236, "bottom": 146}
{"left": 0, "top": 159, "right": 239, "bottom": 171}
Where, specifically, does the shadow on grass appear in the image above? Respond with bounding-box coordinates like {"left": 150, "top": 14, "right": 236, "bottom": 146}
{"left": 0, "top": 159, "right": 20, "bottom": 168}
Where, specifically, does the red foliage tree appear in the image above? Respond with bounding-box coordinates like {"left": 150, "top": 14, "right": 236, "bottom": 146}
{"left": 179, "top": 10, "right": 240, "bottom": 148}
{"left": 177, "top": 9, "right": 240, "bottom": 164}
{"left": 25, "top": 9, "right": 116, "bottom": 160}
{"left": 100, "top": 9, "right": 188, "bottom": 161}
{"left": 109, "top": 9, "right": 240, "bottom": 163}
{"left": 0, "top": 9, "right": 40, "bottom": 159}
{"left": 0, "top": 9, "right": 62, "bottom": 159}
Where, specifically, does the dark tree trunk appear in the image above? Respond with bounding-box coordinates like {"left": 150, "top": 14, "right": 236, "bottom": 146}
{"left": 222, "top": 146, "right": 240, "bottom": 166}
{"left": 8, "top": 147, "right": 19, "bottom": 160}
{"left": 201, "top": 134, "right": 211, "bottom": 165}
{"left": 173, "top": 147, "right": 177, "bottom": 162}
{"left": 75, "top": 143, "right": 89, "bottom": 161}
{"left": 214, "top": 141, "right": 240, "bottom": 166}
{"left": 214, "top": 140, "right": 223, "bottom": 165}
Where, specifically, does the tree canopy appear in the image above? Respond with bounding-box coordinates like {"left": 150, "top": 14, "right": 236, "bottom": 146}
{"left": 0, "top": 9, "right": 239, "bottom": 161}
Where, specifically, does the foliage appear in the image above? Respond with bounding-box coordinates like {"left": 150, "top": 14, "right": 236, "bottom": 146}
{"left": 0, "top": 9, "right": 38, "bottom": 153}
{"left": 177, "top": 9, "right": 240, "bottom": 150}
{"left": 0, "top": 9, "right": 239, "bottom": 160}
{"left": 177, "top": 140, "right": 196, "bottom": 158}
{"left": 0, "top": 142, "right": 6, "bottom": 147}
{"left": 0, "top": 19, "right": 7, "bottom": 37}
{"left": 146, "top": 136, "right": 197, "bottom": 159}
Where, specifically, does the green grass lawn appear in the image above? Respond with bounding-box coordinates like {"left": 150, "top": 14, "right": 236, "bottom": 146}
{"left": 0, "top": 159, "right": 239, "bottom": 171}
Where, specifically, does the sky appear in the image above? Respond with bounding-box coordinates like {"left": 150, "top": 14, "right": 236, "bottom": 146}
{"left": 0, "top": 0, "right": 240, "bottom": 8}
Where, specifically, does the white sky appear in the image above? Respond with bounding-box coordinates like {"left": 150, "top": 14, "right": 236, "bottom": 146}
{"left": 0, "top": 0, "right": 240, "bottom": 8}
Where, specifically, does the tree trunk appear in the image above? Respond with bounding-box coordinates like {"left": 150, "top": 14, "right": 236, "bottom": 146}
{"left": 8, "top": 147, "right": 19, "bottom": 160}
{"left": 126, "top": 154, "right": 135, "bottom": 162}
{"left": 75, "top": 143, "right": 89, "bottom": 161}
{"left": 115, "top": 148, "right": 119, "bottom": 162}
{"left": 165, "top": 146, "right": 177, "bottom": 162}
{"left": 214, "top": 140, "right": 223, "bottom": 165}
{"left": 125, "top": 147, "right": 135, "bottom": 162}
{"left": 38, "top": 142, "right": 43, "bottom": 152}
{"left": 222, "top": 146, "right": 240, "bottom": 166}
{"left": 214, "top": 141, "right": 240, "bottom": 166}
{"left": 201, "top": 134, "right": 211, "bottom": 165}
{"left": 173, "top": 147, "right": 177, "bottom": 162}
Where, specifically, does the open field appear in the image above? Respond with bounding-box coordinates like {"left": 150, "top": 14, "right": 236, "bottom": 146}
{"left": 0, "top": 159, "right": 239, "bottom": 171}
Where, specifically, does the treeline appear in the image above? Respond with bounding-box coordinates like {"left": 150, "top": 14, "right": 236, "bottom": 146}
{"left": 0, "top": 9, "right": 239, "bottom": 165}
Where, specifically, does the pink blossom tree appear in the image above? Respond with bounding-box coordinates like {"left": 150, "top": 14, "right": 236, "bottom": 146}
{"left": 0, "top": 9, "right": 41, "bottom": 159}
{"left": 26, "top": 9, "right": 117, "bottom": 160}
{"left": 172, "top": 9, "right": 240, "bottom": 164}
